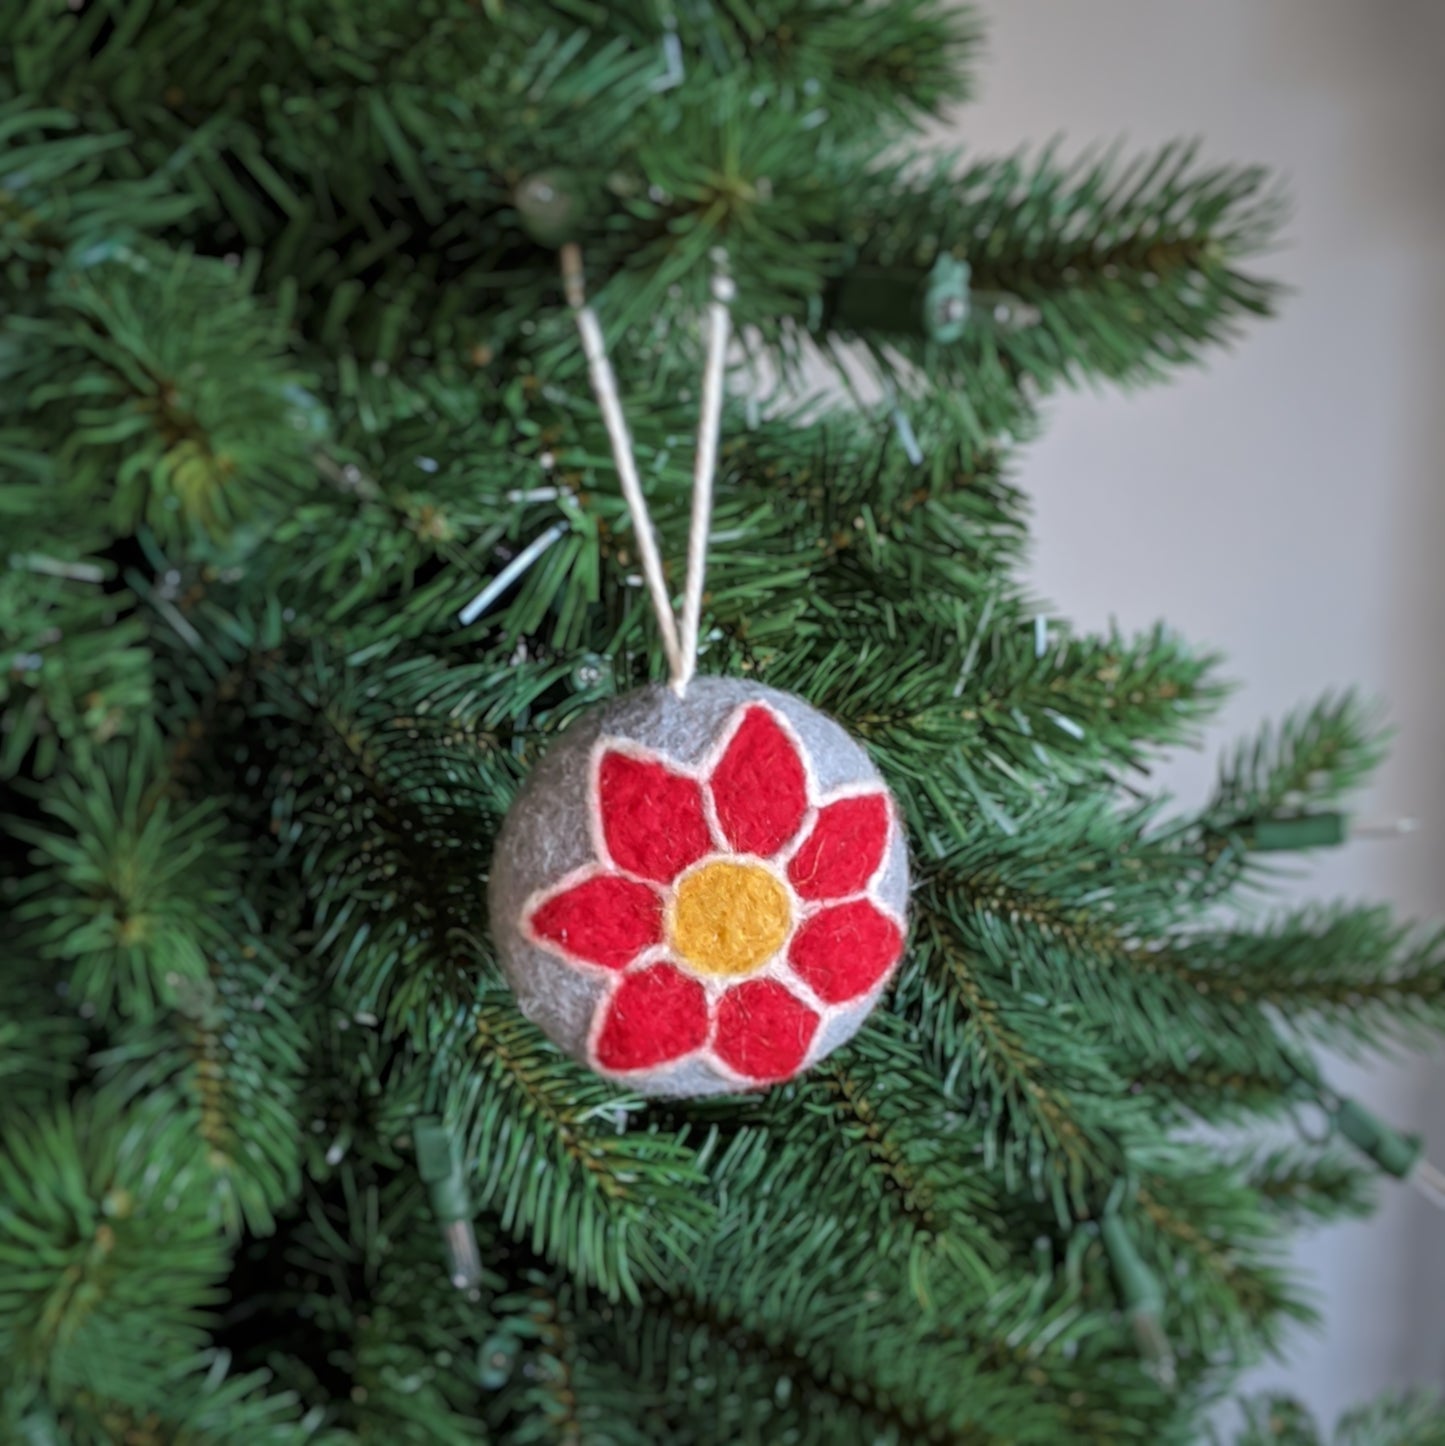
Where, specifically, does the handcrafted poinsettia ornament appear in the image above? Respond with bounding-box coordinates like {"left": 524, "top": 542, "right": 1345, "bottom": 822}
{"left": 486, "top": 248, "right": 908, "bottom": 1094}
{"left": 490, "top": 680, "right": 908, "bottom": 1095}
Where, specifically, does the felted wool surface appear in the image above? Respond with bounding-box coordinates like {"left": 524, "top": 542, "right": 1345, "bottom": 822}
{"left": 488, "top": 677, "right": 909, "bottom": 1097}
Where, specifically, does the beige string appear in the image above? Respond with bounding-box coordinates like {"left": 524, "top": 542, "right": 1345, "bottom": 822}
{"left": 561, "top": 244, "right": 734, "bottom": 697}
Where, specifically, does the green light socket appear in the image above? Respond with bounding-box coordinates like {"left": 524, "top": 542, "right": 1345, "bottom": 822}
{"left": 1251, "top": 813, "right": 1347, "bottom": 851}
{"left": 1333, "top": 1097, "right": 1423, "bottom": 1179}
{"left": 828, "top": 254, "right": 972, "bottom": 342}
{"left": 414, "top": 1115, "right": 473, "bottom": 1223}
{"left": 1100, "top": 1213, "right": 1164, "bottom": 1315}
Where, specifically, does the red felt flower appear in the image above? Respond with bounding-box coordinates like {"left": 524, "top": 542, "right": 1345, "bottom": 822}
{"left": 524, "top": 703, "right": 904, "bottom": 1085}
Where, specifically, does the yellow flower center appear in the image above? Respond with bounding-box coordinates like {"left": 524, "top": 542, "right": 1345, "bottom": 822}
{"left": 669, "top": 860, "right": 791, "bottom": 977}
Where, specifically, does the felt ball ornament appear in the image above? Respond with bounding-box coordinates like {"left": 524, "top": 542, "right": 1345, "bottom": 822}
{"left": 489, "top": 677, "right": 909, "bottom": 1096}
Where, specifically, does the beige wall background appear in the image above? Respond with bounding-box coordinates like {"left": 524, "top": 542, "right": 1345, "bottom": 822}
{"left": 951, "top": 0, "right": 1445, "bottom": 1424}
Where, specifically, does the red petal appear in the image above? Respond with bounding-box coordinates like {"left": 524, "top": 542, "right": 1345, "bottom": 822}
{"left": 527, "top": 874, "right": 662, "bottom": 970}
{"left": 709, "top": 706, "right": 808, "bottom": 857}
{"left": 598, "top": 751, "right": 712, "bottom": 884}
{"left": 712, "top": 979, "right": 819, "bottom": 1083}
{"left": 595, "top": 964, "right": 709, "bottom": 1072}
{"left": 787, "top": 793, "right": 891, "bottom": 901}
{"left": 788, "top": 900, "right": 903, "bottom": 1004}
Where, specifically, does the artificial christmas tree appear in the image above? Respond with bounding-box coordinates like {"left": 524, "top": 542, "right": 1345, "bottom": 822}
{"left": 3, "top": 2, "right": 1443, "bottom": 1442}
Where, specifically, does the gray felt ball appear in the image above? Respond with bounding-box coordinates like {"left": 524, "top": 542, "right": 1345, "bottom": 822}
{"left": 488, "top": 677, "right": 909, "bottom": 1097}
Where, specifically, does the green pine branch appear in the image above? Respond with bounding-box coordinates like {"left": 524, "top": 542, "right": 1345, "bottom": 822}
{"left": 0, "top": 102, "right": 197, "bottom": 288}
{"left": 2, "top": 4, "right": 1274, "bottom": 444}
{"left": 1, "top": 1, "right": 1435, "bottom": 1438}
{"left": 1132, "top": 1160, "right": 1312, "bottom": 1362}
{"left": 453, "top": 995, "right": 715, "bottom": 1303}
{"left": 9, "top": 1353, "right": 327, "bottom": 1446}
{"left": 93, "top": 933, "right": 307, "bottom": 1236}
{"left": 0, "top": 241, "right": 322, "bottom": 545}
{"left": 1230, "top": 1391, "right": 1445, "bottom": 1446}
{"left": 903, "top": 911, "right": 1125, "bottom": 1218}
{"left": 248, "top": 1169, "right": 496, "bottom": 1443}
{"left": 11, "top": 729, "right": 244, "bottom": 1019}
{"left": 0, "top": 960, "right": 87, "bottom": 1127}
{"left": 1128, "top": 1058, "right": 1302, "bottom": 1129}
{"left": 1204, "top": 693, "right": 1389, "bottom": 834}
{"left": 1161, "top": 906, "right": 1445, "bottom": 1052}
{"left": 1332, "top": 1392, "right": 1445, "bottom": 1446}
{"left": 1232, "top": 1145, "right": 1375, "bottom": 1227}
{"left": 826, "top": 142, "right": 1282, "bottom": 436}
{"left": 757, "top": 1015, "right": 1004, "bottom": 1300}
{"left": 0, "top": 544, "right": 153, "bottom": 779}
{"left": 0, "top": 1095, "right": 230, "bottom": 1414}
